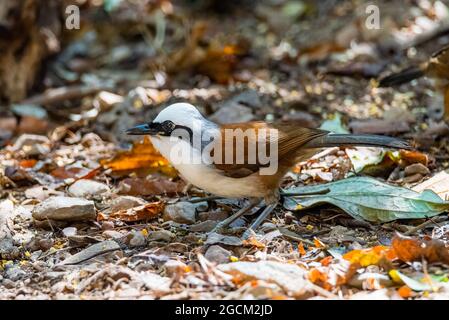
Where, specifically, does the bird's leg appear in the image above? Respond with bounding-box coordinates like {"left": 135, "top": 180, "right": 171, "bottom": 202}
{"left": 211, "top": 198, "right": 262, "bottom": 233}
{"left": 242, "top": 203, "right": 277, "bottom": 240}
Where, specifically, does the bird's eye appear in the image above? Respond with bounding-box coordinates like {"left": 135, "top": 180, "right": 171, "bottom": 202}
{"left": 161, "top": 120, "right": 176, "bottom": 133}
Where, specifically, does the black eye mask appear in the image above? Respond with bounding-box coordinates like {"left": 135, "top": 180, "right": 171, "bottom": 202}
{"left": 126, "top": 120, "right": 193, "bottom": 139}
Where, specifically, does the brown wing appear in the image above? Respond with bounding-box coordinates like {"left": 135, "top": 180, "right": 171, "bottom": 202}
{"left": 427, "top": 44, "right": 449, "bottom": 79}
{"left": 211, "top": 121, "right": 328, "bottom": 178}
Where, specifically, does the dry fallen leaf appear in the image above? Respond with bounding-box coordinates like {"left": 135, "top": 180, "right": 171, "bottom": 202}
{"left": 98, "top": 202, "right": 165, "bottom": 222}
{"left": 412, "top": 170, "right": 449, "bottom": 201}
{"left": 50, "top": 166, "right": 85, "bottom": 179}
{"left": 100, "top": 136, "right": 176, "bottom": 176}
{"left": 117, "top": 177, "right": 185, "bottom": 196}
{"left": 242, "top": 237, "right": 266, "bottom": 249}
{"left": 391, "top": 234, "right": 449, "bottom": 265}
{"left": 19, "top": 159, "right": 37, "bottom": 168}
{"left": 167, "top": 21, "right": 249, "bottom": 84}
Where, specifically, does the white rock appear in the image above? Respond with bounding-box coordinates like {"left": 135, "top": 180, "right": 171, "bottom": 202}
{"left": 32, "top": 196, "right": 95, "bottom": 221}
{"left": 68, "top": 179, "right": 110, "bottom": 198}
{"left": 109, "top": 196, "right": 146, "bottom": 212}
{"left": 62, "top": 227, "right": 77, "bottom": 237}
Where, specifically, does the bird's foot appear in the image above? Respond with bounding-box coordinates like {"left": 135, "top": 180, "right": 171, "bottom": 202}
{"left": 242, "top": 203, "right": 278, "bottom": 239}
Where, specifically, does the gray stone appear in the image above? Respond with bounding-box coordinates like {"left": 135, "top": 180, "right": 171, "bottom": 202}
{"left": 38, "top": 238, "right": 54, "bottom": 251}
{"left": 210, "top": 104, "right": 254, "bottom": 124}
{"left": 60, "top": 240, "right": 121, "bottom": 265}
{"left": 68, "top": 179, "right": 110, "bottom": 198}
{"left": 163, "top": 202, "right": 196, "bottom": 224}
{"left": 109, "top": 196, "right": 146, "bottom": 212}
{"left": 102, "top": 230, "right": 124, "bottom": 239}
{"left": 5, "top": 266, "right": 26, "bottom": 281}
{"left": 205, "top": 232, "right": 243, "bottom": 246}
{"left": 128, "top": 231, "right": 146, "bottom": 247}
{"left": 189, "top": 220, "right": 218, "bottom": 232}
{"left": 32, "top": 196, "right": 96, "bottom": 221}
{"left": 205, "top": 245, "right": 232, "bottom": 264}
{"left": 101, "top": 221, "right": 115, "bottom": 230}
{"left": 0, "top": 237, "right": 16, "bottom": 258}
{"left": 148, "top": 230, "right": 175, "bottom": 242}
{"left": 2, "top": 278, "right": 15, "bottom": 289}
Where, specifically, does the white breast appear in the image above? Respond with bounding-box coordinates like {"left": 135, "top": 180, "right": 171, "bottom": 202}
{"left": 150, "top": 136, "right": 265, "bottom": 198}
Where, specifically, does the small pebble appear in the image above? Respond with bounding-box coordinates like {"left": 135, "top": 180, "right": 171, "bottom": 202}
{"left": 205, "top": 245, "right": 232, "bottom": 264}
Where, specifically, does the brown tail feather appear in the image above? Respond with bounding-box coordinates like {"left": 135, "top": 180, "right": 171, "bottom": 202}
{"left": 378, "top": 66, "right": 424, "bottom": 87}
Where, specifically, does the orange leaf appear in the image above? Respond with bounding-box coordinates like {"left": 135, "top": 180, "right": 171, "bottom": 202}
{"left": 19, "top": 159, "right": 37, "bottom": 168}
{"left": 398, "top": 150, "right": 428, "bottom": 166}
{"left": 99, "top": 202, "right": 165, "bottom": 222}
{"left": 100, "top": 137, "right": 176, "bottom": 176}
{"left": 298, "top": 242, "right": 306, "bottom": 256}
{"left": 398, "top": 285, "right": 413, "bottom": 299}
{"left": 117, "top": 177, "right": 185, "bottom": 196}
{"left": 51, "top": 166, "right": 84, "bottom": 179}
{"left": 343, "top": 245, "right": 392, "bottom": 267}
{"left": 391, "top": 234, "right": 449, "bottom": 264}
{"left": 320, "top": 256, "right": 333, "bottom": 267}
{"left": 313, "top": 238, "right": 325, "bottom": 249}
{"left": 243, "top": 237, "right": 266, "bottom": 249}
{"left": 309, "top": 268, "right": 328, "bottom": 284}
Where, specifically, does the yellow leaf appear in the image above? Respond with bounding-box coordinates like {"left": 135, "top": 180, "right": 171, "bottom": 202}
{"left": 229, "top": 256, "right": 239, "bottom": 262}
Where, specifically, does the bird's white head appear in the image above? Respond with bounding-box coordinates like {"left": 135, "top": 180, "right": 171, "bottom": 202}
{"left": 153, "top": 103, "right": 205, "bottom": 126}
{"left": 126, "top": 103, "right": 213, "bottom": 137}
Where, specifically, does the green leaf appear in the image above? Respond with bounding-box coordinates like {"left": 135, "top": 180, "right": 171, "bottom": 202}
{"left": 319, "top": 113, "right": 349, "bottom": 134}
{"left": 395, "top": 271, "right": 431, "bottom": 291}
{"left": 283, "top": 176, "right": 449, "bottom": 222}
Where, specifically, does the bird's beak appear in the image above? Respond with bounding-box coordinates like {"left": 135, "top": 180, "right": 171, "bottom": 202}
{"left": 126, "top": 123, "right": 158, "bottom": 135}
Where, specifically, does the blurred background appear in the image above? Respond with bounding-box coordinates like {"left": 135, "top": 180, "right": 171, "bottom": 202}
{"left": 1, "top": 0, "right": 449, "bottom": 151}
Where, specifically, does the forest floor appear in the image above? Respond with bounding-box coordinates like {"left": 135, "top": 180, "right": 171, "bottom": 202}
{"left": 2, "top": 0, "right": 449, "bottom": 299}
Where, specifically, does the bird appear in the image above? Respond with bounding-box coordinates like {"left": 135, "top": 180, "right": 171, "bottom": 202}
{"left": 126, "top": 103, "right": 412, "bottom": 238}
{"left": 378, "top": 44, "right": 449, "bottom": 120}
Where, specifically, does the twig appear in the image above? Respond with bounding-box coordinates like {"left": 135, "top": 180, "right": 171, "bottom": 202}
{"left": 404, "top": 216, "right": 448, "bottom": 236}
{"left": 278, "top": 227, "right": 315, "bottom": 246}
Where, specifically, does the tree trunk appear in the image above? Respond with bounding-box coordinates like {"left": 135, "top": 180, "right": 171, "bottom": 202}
{"left": 0, "top": 0, "right": 62, "bottom": 103}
